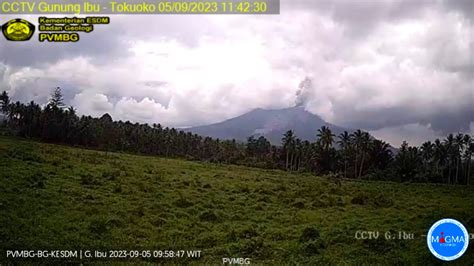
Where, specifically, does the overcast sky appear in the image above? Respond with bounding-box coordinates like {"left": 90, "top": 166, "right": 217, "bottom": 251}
{"left": 0, "top": 0, "right": 472, "bottom": 146}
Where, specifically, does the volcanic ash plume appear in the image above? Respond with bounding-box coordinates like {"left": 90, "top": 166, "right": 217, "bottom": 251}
{"left": 295, "top": 77, "right": 313, "bottom": 107}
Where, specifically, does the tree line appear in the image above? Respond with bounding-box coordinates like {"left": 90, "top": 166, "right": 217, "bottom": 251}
{"left": 1, "top": 88, "right": 472, "bottom": 185}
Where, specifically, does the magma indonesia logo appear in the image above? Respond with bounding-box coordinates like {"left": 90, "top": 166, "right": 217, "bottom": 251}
{"left": 2, "top": 18, "right": 35, "bottom": 41}
{"left": 427, "top": 218, "right": 469, "bottom": 261}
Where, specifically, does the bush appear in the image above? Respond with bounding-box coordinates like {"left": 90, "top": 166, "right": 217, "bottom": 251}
{"left": 351, "top": 193, "right": 369, "bottom": 205}
{"left": 113, "top": 183, "right": 122, "bottom": 193}
{"left": 28, "top": 172, "right": 46, "bottom": 189}
{"left": 312, "top": 194, "right": 333, "bottom": 208}
{"left": 336, "top": 196, "right": 346, "bottom": 206}
{"left": 293, "top": 200, "right": 305, "bottom": 209}
{"left": 299, "top": 227, "right": 326, "bottom": 256}
{"left": 241, "top": 237, "right": 268, "bottom": 258}
{"left": 88, "top": 217, "right": 109, "bottom": 237}
{"left": 81, "top": 173, "right": 100, "bottom": 186}
{"left": 300, "top": 226, "right": 320, "bottom": 242}
{"left": 373, "top": 193, "right": 394, "bottom": 208}
{"left": 239, "top": 226, "right": 259, "bottom": 239}
{"left": 258, "top": 195, "right": 271, "bottom": 203}
{"left": 199, "top": 210, "right": 221, "bottom": 222}
{"left": 239, "top": 186, "right": 250, "bottom": 193}
{"left": 301, "top": 240, "right": 325, "bottom": 255}
{"left": 101, "top": 169, "right": 120, "bottom": 180}
{"left": 174, "top": 197, "right": 194, "bottom": 208}
{"left": 151, "top": 217, "right": 167, "bottom": 227}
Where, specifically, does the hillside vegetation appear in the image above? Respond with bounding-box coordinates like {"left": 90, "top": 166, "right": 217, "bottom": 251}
{"left": 1, "top": 136, "right": 473, "bottom": 264}
{"left": 1, "top": 89, "right": 473, "bottom": 186}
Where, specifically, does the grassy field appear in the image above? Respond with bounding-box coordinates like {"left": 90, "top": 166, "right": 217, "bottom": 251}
{"left": 0, "top": 136, "right": 473, "bottom": 264}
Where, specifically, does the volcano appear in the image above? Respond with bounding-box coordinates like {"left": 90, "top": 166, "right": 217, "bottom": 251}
{"left": 186, "top": 106, "right": 352, "bottom": 145}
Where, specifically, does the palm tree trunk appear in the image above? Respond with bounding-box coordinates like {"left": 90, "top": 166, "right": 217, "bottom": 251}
{"left": 344, "top": 157, "right": 347, "bottom": 179}
{"left": 435, "top": 161, "right": 439, "bottom": 178}
{"left": 285, "top": 151, "right": 289, "bottom": 171}
{"left": 455, "top": 157, "right": 459, "bottom": 184}
{"left": 354, "top": 153, "right": 358, "bottom": 178}
{"left": 448, "top": 161, "right": 451, "bottom": 184}
{"left": 359, "top": 153, "right": 365, "bottom": 178}
{"left": 297, "top": 156, "right": 301, "bottom": 172}
{"left": 467, "top": 153, "right": 471, "bottom": 185}
{"left": 290, "top": 153, "right": 294, "bottom": 172}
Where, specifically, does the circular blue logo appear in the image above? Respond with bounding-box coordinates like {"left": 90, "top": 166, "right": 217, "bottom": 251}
{"left": 427, "top": 218, "right": 469, "bottom": 261}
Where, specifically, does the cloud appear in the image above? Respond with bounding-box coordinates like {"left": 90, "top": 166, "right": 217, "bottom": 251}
{"left": 72, "top": 91, "right": 113, "bottom": 117}
{"left": 0, "top": 0, "right": 472, "bottom": 146}
{"left": 370, "top": 123, "right": 442, "bottom": 147}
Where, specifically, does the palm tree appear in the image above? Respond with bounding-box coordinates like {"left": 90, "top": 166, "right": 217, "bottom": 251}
{"left": 444, "top": 134, "right": 455, "bottom": 184}
{"left": 433, "top": 139, "right": 446, "bottom": 180}
{"left": 294, "top": 138, "right": 302, "bottom": 171}
{"left": 352, "top": 130, "right": 363, "bottom": 178}
{"left": 316, "top": 126, "right": 335, "bottom": 151}
{"left": 421, "top": 141, "right": 433, "bottom": 168}
{"left": 0, "top": 91, "right": 10, "bottom": 117}
{"left": 299, "top": 140, "right": 312, "bottom": 171}
{"left": 370, "top": 139, "right": 393, "bottom": 170}
{"left": 282, "top": 130, "right": 295, "bottom": 171}
{"left": 337, "top": 131, "right": 351, "bottom": 178}
{"left": 358, "top": 132, "right": 371, "bottom": 178}
{"left": 352, "top": 130, "right": 370, "bottom": 178}
{"left": 463, "top": 134, "right": 472, "bottom": 185}
{"left": 454, "top": 133, "right": 465, "bottom": 184}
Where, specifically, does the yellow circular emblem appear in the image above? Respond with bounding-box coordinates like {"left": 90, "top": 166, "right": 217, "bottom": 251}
{"left": 2, "top": 19, "right": 35, "bottom": 41}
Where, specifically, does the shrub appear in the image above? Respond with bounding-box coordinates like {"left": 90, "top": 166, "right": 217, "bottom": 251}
{"left": 239, "top": 186, "right": 250, "bottom": 193}
{"left": 301, "top": 240, "right": 325, "bottom": 255}
{"left": 113, "top": 183, "right": 122, "bottom": 193}
{"left": 151, "top": 217, "right": 167, "bottom": 227}
{"left": 336, "top": 196, "right": 346, "bottom": 206}
{"left": 300, "top": 226, "right": 320, "bottom": 242}
{"left": 373, "top": 193, "right": 394, "bottom": 208}
{"left": 81, "top": 173, "right": 100, "bottom": 186}
{"left": 28, "top": 172, "right": 46, "bottom": 189}
{"left": 174, "top": 197, "right": 194, "bottom": 208}
{"left": 101, "top": 169, "right": 120, "bottom": 180}
{"left": 88, "top": 217, "right": 109, "bottom": 237}
{"left": 227, "top": 229, "right": 238, "bottom": 242}
{"left": 351, "top": 193, "right": 369, "bottom": 205}
{"left": 258, "top": 195, "right": 271, "bottom": 203}
{"left": 312, "top": 199, "right": 328, "bottom": 208}
{"left": 132, "top": 206, "right": 145, "bottom": 217}
{"left": 199, "top": 210, "right": 221, "bottom": 222}
{"left": 241, "top": 237, "right": 268, "bottom": 258}
{"left": 293, "top": 200, "right": 305, "bottom": 209}
{"left": 239, "top": 226, "right": 259, "bottom": 239}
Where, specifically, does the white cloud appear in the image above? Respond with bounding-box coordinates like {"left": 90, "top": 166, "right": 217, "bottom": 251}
{"left": 370, "top": 123, "right": 442, "bottom": 147}
{"left": 0, "top": 0, "right": 472, "bottom": 145}
{"left": 72, "top": 91, "right": 113, "bottom": 117}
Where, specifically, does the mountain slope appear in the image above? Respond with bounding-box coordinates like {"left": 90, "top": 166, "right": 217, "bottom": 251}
{"left": 187, "top": 106, "right": 350, "bottom": 145}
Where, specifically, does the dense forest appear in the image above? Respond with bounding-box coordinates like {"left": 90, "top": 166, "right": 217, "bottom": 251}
{"left": 1, "top": 88, "right": 472, "bottom": 185}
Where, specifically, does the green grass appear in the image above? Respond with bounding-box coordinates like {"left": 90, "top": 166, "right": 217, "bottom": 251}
{"left": 1, "top": 136, "right": 473, "bottom": 264}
